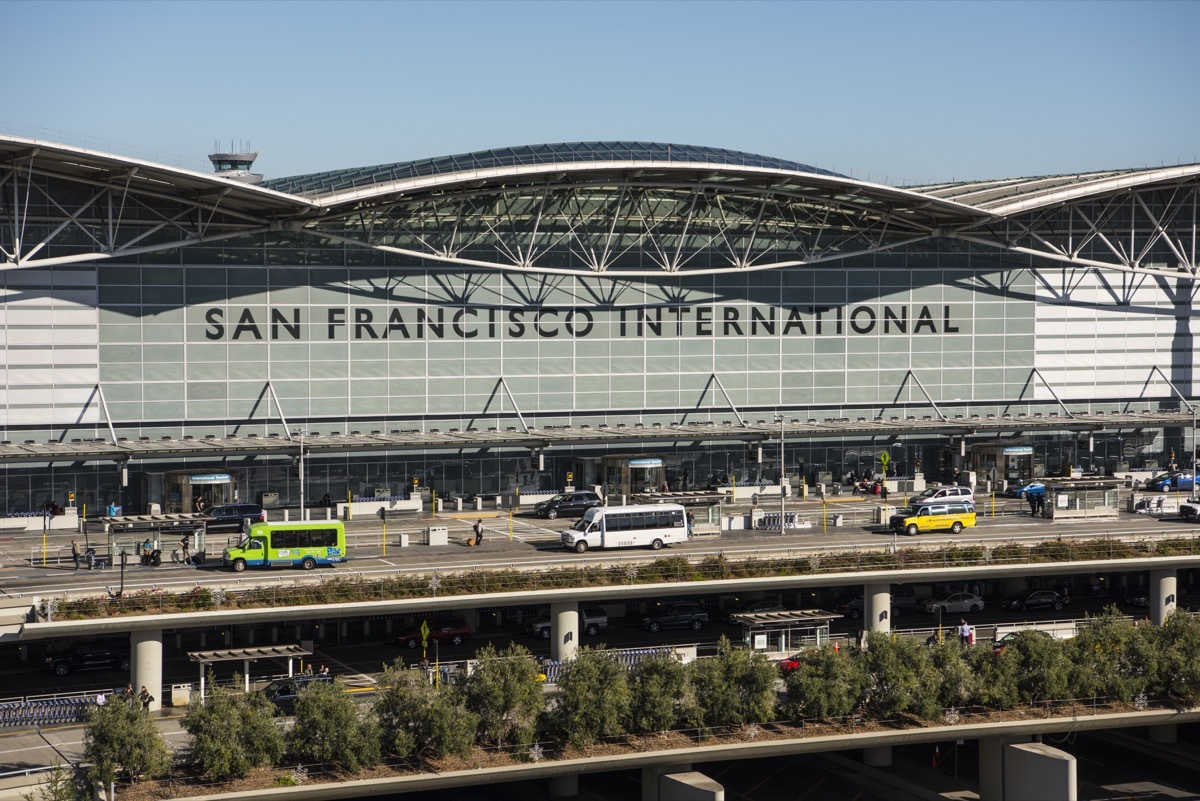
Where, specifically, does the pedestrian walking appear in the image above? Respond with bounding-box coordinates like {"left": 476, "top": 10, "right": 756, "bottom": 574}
{"left": 71, "top": 539, "right": 80, "bottom": 571}
{"left": 1028, "top": 494, "right": 1038, "bottom": 516}
{"left": 472, "top": 519, "right": 484, "bottom": 546}
{"left": 686, "top": 510, "right": 696, "bottom": 539}
{"left": 122, "top": 684, "right": 134, "bottom": 705}
{"left": 138, "top": 686, "right": 153, "bottom": 710}
{"left": 179, "top": 534, "right": 191, "bottom": 565}
{"left": 958, "top": 619, "right": 971, "bottom": 644}
{"left": 1037, "top": 495, "right": 1046, "bottom": 517}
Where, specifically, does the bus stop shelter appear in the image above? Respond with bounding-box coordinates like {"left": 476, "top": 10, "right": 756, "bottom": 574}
{"left": 186, "top": 643, "right": 312, "bottom": 701}
{"left": 728, "top": 609, "right": 842, "bottom": 654}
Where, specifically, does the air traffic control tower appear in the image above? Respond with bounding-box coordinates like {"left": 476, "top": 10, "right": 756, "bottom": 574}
{"left": 208, "top": 142, "right": 262, "bottom": 183}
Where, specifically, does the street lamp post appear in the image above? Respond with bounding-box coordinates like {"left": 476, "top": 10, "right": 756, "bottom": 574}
{"left": 777, "top": 415, "right": 786, "bottom": 532}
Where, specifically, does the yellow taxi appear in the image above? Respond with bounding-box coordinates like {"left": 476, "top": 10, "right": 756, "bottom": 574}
{"left": 889, "top": 502, "right": 976, "bottom": 536}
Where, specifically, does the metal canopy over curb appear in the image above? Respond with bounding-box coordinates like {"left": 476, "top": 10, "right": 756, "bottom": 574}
{"left": 187, "top": 644, "right": 311, "bottom": 664}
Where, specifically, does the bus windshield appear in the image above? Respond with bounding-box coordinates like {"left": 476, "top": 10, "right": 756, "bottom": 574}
{"left": 571, "top": 518, "right": 590, "bottom": 532}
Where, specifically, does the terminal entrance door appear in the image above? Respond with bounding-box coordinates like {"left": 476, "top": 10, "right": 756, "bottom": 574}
{"left": 599, "top": 456, "right": 665, "bottom": 498}
{"left": 144, "top": 472, "right": 237, "bottom": 514}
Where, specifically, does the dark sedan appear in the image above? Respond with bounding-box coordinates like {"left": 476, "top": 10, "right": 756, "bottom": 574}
{"left": 1005, "top": 590, "right": 1069, "bottom": 612}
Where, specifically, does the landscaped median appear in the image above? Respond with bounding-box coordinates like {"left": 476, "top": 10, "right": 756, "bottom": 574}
{"left": 67, "top": 613, "right": 1200, "bottom": 801}
{"left": 41, "top": 534, "right": 1200, "bottom": 621}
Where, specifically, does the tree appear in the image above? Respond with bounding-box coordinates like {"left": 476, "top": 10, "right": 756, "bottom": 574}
{"left": 82, "top": 701, "right": 172, "bottom": 787}
{"left": 966, "top": 646, "right": 1018, "bottom": 710}
{"left": 289, "top": 678, "right": 381, "bottom": 772}
{"left": 857, "top": 632, "right": 939, "bottom": 719}
{"left": 180, "top": 672, "right": 285, "bottom": 781}
{"left": 464, "top": 642, "right": 544, "bottom": 747}
{"left": 627, "top": 650, "right": 687, "bottom": 733}
{"left": 688, "top": 636, "right": 778, "bottom": 729}
{"left": 374, "top": 660, "right": 477, "bottom": 760}
{"left": 21, "top": 762, "right": 87, "bottom": 801}
{"left": 1149, "top": 612, "right": 1200, "bottom": 709}
{"left": 1070, "top": 608, "right": 1156, "bottom": 703}
{"left": 1006, "top": 630, "right": 1073, "bottom": 706}
{"left": 928, "top": 640, "right": 978, "bottom": 716}
{"left": 553, "top": 647, "right": 631, "bottom": 748}
{"left": 782, "top": 643, "right": 868, "bottom": 721}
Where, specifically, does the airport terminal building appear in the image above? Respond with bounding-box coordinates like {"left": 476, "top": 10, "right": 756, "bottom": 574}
{"left": 1, "top": 136, "right": 1197, "bottom": 512}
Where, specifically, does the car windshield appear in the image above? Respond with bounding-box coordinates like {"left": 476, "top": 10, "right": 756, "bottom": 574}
{"left": 918, "top": 488, "right": 939, "bottom": 498}
{"left": 549, "top": 494, "right": 566, "bottom": 502}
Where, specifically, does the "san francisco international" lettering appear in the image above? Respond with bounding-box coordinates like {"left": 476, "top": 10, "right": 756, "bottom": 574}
{"left": 203, "top": 304, "right": 960, "bottom": 340}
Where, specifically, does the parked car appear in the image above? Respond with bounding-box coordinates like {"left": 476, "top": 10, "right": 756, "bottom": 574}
{"left": 525, "top": 607, "right": 609, "bottom": 638}
{"left": 204, "top": 503, "right": 266, "bottom": 532}
{"left": 396, "top": 617, "right": 472, "bottom": 649}
{"left": 533, "top": 491, "right": 602, "bottom": 520}
{"left": 992, "top": 629, "right": 1054, "bottom": 656}
{"left": 835, "top": 594, "right": 910, "bottom": 620}
{"left": 907, "top": 485, "right": 975, "bottom": 511}
{"left": 921, "top": 592, "right": 985, "bottom": 615}
{"left": 642, "top": 603, "right": 709, "bottom": 633}
{"left": 1145, "top": 472, "right": 1195, "bottom": 492}
{"left": 723, "top": 598, "right": 786, "bottom": 624}
{"left": 1120, "top": 593, "right": 1150, "bottom": 609}
{"left": 777, "top": 653, "right": 804, "bottom": 674}
{"left": 44, "top": 639, "right": 131, "bottom": 676}
{"left": 1004, "top": 480, "right": 1046, "bottom": 500}
{"left": 1005, "top": 590, "right": 1069, "bottom": 612}
{"left": 260, "top": 674, "right": 332, "bottom": 715}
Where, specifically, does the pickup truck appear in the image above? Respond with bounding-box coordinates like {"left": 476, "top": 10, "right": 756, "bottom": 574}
{"left": 525, "top": 607, "right": 609, "bottom": 638}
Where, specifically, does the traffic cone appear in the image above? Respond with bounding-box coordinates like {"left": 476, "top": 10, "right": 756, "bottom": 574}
{"left": 833, "top": 641, "right": 840, "bottom": 653}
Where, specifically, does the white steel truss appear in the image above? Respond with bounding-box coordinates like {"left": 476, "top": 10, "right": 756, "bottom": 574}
{"left": 956, "top": 180, "right": 1200, "bottom": 279}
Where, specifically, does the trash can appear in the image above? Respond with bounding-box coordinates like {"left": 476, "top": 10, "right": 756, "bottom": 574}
{"left": 257, "top": 491, "right": 280, "bottom": 509}
{"left": 875, "top": 505, "right": 896, "bottom": 524}
{"left": 426, "top": 526, "right": 448, "bottom": 546}
{"left": 171, "top": 683, "right": 193, "bottom": 707}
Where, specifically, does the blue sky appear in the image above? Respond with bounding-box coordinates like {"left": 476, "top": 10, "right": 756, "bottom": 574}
{"left": 4, "top": 0, "right": 1198, "bottom": 185}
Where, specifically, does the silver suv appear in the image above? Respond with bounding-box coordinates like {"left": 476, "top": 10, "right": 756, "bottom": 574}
{"left": 908, "top": 485, "right": 974, "bottom": 511}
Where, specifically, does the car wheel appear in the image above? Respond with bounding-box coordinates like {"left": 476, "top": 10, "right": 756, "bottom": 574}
{"left": 574, "top": 541, "right": 588, "bottom": 554}
{"left": 1053, "top": 602, "right": 1063, "bottom": 611}
{"left": 540, "top": 628, "right": 551, "bottom": 640}
{"left": 119, "top": 658, "right": 131, "bottom": 672}
{"left": 451, "top": 635, "right": 464, "bottom": 646}
{"left": 848, "top": 609, "right": 861, "bottom": 620}
{"left": 1164, "top": 485, "right": 1173, "bottom": 492}
{"left": 907, "top": 524, "right": 919, "bottom": 536}
{"left": 951, "top": 521, "right": 963, "bottom": 534}
{"left": 54, "top": 663, "right": 69, "bottom": 676}
{"left": 690, "top": 619, "right": 704, "bottom": 631}
{"left": 404, "top": 638, "right": 418, "bottom": 649}
{"left": 585, "top": 623, "right": 599, "bottom": 636}
{"left": 650, "top": 538, "right": 664, "bottom": 551}
{"left": 648, "top": 621, "right": 661, "bottom": 633}
{"left": 300, "top": 557, "right": 316, "bottom": 571}
{"left": 969, "top": 604, "right": 980, "bottom": 613}
{"left": 232, "top": 559, "right": 246, "bottom": 573}
{"left": 1018, "top": 491, "right": 1026, "bottom": 499}
{"left": 892, "top": 608, "right": 901, "bottom": 618}
{"left": 547, "top": 508, "right": 559, "bottom": 519}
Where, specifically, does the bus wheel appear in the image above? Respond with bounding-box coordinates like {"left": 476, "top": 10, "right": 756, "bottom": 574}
{"left": 232, "top": 559, "right": 246, "bottom": 573}
{"left": 951, "top": 521, "right": 963, "bottom": 534}
{"left": 906, "top": 524, "right": 919, "bottom": 536}
{"left": 650, "top": 538, "right": 664, "bottom": 550}
{"left": 300, "top": 557, "right": 316, "bottom": 571}
{"left": 574, "top": 541, "right": 588, "bottom": 554}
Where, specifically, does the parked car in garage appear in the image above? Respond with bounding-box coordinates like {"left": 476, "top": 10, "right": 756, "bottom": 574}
{"left": 642, "top": 603, "right": 708, "bottom": 633}
{"left": 920, "top": 592, "right": 985, "bottom": 614}
{"left": 44, "top": 639, "right": 131, "bottom": 676}
{"left": 525, "top": 607, "right": 609, "bottom": 638}
{"left": 1005, "top": 589, "right": 1069, "bottom": 612}
{"left": 396, "top": 617, "right": 472, "bottom": 649}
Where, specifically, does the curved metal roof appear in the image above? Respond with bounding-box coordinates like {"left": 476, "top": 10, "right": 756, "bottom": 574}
{"left": 260, "top": 141, "right": 849, "bottom": 197}
{"left": 910, "top": 163, "right": 1200, "bottom": 216}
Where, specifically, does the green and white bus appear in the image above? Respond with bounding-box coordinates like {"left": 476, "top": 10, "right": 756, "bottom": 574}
{"left": 221, "top": 520, "right": 346, "bottom": 572}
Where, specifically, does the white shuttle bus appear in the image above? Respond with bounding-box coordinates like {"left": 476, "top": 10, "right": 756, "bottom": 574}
{"left": 561, "top": 503, "right": 689, "bottom": 553}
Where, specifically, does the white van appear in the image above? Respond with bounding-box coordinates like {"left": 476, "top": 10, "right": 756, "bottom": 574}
{"left": 561, "top": 503, "right": 689, "bottom": 553}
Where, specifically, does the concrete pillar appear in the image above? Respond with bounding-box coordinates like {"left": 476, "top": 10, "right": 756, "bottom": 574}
{"left": 385, "top": 618, "right": 393, "bottom": 635}
{"left": 1004, "top": 742, "right": 1076, "bottom": 800}
{"left": 864, "top": 583, "right": 892, "bottom": 633}
{"left": 1151, "top": 568, "right": 1177, "bottom": 625}
{"left": 863, "top": 746, "right": 891, "bottom": 766}
{"left": 198, "top": 631, "right": 206, "bottom": 648}
{"left": 548, "top": 774, "right": 578, "bottom": 798}
{"left": 1149, "top": 723, "right": 1178, "bottom": 744}
{"left": 363, "top": 620, "right": 370, "bottom": 638}
{"left": 551, "top": 602, "right": 580, "bottom": 661}
{"left": 271, "top": 626, "right": 278, "bottom": 643}
{"left": 643, "top": 764, "right": 691, "bottom": 801}
{"left": 661, "top": 772, "right": 723, "bottom": 800}
{"left": 131, "top": 629, "right": 163, "bottom": 712}
{"left": 979, "top": 735, "right": 1027, "bottom": 801}
{"left": 246, "top": 626, "right": 255, "bottom": 645}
